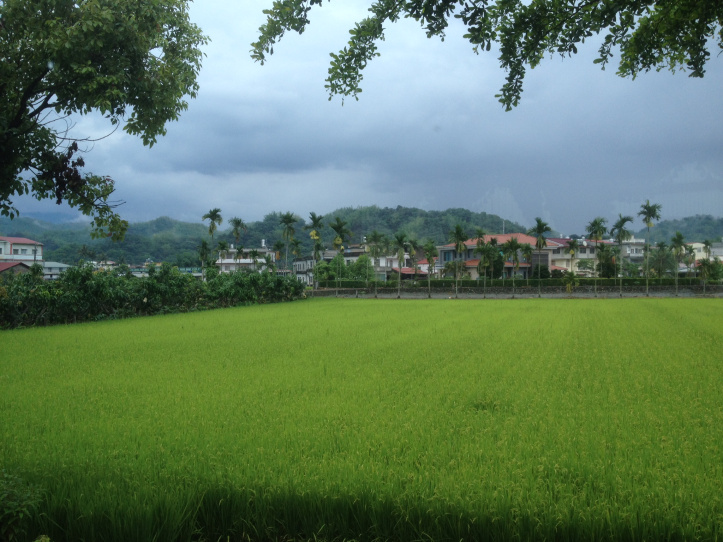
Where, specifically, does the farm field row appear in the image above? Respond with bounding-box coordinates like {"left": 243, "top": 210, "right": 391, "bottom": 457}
{"left": 2, "top": 298, "right": 722, "bottom": 541}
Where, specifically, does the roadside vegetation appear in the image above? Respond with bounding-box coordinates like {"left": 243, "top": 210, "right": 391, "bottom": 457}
{"left": 0, "top": 263, "right": 304, "bottom": 329}
{"left": 2, "top": 298, "right": 722, "bottom": 541}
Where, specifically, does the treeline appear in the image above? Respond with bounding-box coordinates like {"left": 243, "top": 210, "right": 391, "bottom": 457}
{"left": 0, "top": 264, "right": 305, "bottom": 329}
{"left": 1, "top": 207, "right": 525, "bottom": 265}
{"left": 2, "top": 209, "right": 722, "bottom": 267}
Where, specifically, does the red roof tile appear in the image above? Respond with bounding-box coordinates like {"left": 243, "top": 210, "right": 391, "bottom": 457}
{"left": 0, "top": 236, "right": 42, "bottom": 245}
{"left": 0, "top": 262, "right": 31, "bottom": 272}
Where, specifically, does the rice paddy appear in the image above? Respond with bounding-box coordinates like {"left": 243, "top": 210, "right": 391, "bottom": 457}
{"left": 1, "top": 298, "right": 722, "bottom": 541}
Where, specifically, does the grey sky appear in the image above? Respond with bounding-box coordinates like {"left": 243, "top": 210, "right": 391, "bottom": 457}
{"left": 14, "top": 0, "right": 723, "bottom": 236}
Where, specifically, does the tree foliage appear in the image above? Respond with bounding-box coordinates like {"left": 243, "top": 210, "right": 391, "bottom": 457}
{"left": 0, "top": 0, "right": 207, "bottom": 239}
{"left": 0, "top": 263, "right": 305, "bottom": 329}
{"left": 252, "top": 0, "right": 723, "bottom": 109}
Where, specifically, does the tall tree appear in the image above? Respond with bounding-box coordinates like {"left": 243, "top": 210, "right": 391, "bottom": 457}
{"left": 367, "top": 229, "right": 385, "bottom": 297}
{"left": 229, "top": 217, "right": 247, "bottom": 249}
{"left": 279, "top": 211, "right": 298, "bottom": 270}
{"left": 202, "top": 208, "right": 223, "bottom": 241}
{"left": 329, "top": 216, "right": 351, "bottom": 248}
{"left": 521, "top": 243, "right": 534, "bottom": 288}
{"left": 502, "top": 237, "right": 522, "bottom": 298}
{"left": 610, "top": 214, "right": 634, "bottom": 296}
{"left": 703, "top": 239, "right": 713, "bottom": 261}
{"left": 475, "top": 241, "right": 498, "bottom": 299}
{"left": 567, "top": 238, "right": 580, "bottom": 276}
{"left": 393, "top": 232, "right": 408, "bottom": 299}
{"left": 638, "top": 200, "right": 662, "bottom": 296}
{"left": 305, "top": 212, "right": 325, "bottom": 289}
{"left": 197, "top": 239, "right": 210, "bottom": 280}
{"left": 449, "top": 224, "right": 467, "bottom": 299}
{"left": 1, "top": 0, "right": 207, "bottom": 240}
{"left": 408, "top": 238, "right": 421, "bottom": 282}
{"left": 253, "top": 1, "right": 721, "bottom": 110}
{"left": 586, "top": 217, "right": 607, "bottom": 297}
{"left": 248, "top": 249, "right": 260, "bottom": 272}
{"left": 670, "top": 231, "right": 686, "bottom": 296}
{"left": 329, "top": 216, "right": 351, "bottom": 293}
{"left": 528, "top": 217, "right": 551, "bottom": 297}
{"left": 423, "top": 239, "right": 438, "bottom": 299}
{"left": 273, "top": 240, "right": 285, "bottom": 268}
{"left": 652, "top": 242, "right": 671, "bottom": 282}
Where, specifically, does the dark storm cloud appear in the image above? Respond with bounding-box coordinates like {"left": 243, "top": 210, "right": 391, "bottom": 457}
{"left": 13, "top": 1, "right": 723, "bottom": 235}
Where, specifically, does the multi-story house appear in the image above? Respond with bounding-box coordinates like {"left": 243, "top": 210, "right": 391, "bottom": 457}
{"left": 437, "top": 233, "right": 560, "bottom": 279}
{"left": 0, "top": 236, "right": 44, "bottom": 263}
{"left": 215, "top": 241, "right": 277, "bottom": 273}
{"left": 547, "top": 237, "right": 617, "bottom": 276}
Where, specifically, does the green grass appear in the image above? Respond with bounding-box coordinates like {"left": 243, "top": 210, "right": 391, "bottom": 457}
{"left": 2, "top": 298, "right": 722, "bottom": 541}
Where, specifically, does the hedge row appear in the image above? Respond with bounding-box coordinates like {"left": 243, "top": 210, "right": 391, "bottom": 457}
{"left": 0, "top": 264, "right": 306, "bottom": 329}
{"left": 319, "top": 277, "right": 707, "bottom": 289}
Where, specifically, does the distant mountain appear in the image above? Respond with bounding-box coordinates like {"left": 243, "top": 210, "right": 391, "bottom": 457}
{"left": 3, "top": 208, "right": 720, "bottom": 266}
{"left": 634, "top": 215, "right": 723, "bottom": 244}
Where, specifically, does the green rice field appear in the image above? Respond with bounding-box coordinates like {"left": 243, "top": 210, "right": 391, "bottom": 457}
{"left": 2, "top": 298, "right": 722, "bottom": 541}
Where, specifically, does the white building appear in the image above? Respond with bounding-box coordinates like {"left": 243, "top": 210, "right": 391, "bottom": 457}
{"left": 0, "top": 236, "right": 44, "bottom": 263}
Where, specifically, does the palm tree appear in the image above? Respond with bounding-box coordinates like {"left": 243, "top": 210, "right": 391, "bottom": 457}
{"left": 698, "top": 258, "right": 715, "bottom": 295}
{"left": 585, "top": 217, "right": 607, "bottom": 297}
{"left": 610, "top": 214, "right": 633, "bottom": 296}
{"left": 232, "top": 244, "right": 245, "bottom": 269}
{"left": 638, "top": 200, "right": 662, "bottom": 296}
{"left": 475, "top": 241, "right": 497, "bottom": 299}
{"left": 290, "top": 238, "right": 302, "bottom": 260}
{"left": 228, "top": 217, "right": 247, "bottom": 248}
{"left": 685, "top": 245, "right": 696, "bottom": 278}
{"left": 248, "top": 249, "right": 260, "bottom": 272}
{"left": 423, "top": 239, "right": 438, "bottom": 298}
{"left": 703, "top": 239, "right": 713, "bottom": 261}
{"left": 272, "top": 240, "right": 285, "bottom": 268}
{"left": 502, "top": 237, "right": 522, "bottom": 298}
{"left": 567, "top": 238, "right": 580, "bottom": 275}
{"left": 407, "top": 238, "right": 420, "bottom": 282}
{"left": 670, "top": 231, "right": 686, "bottom": 296}
{"left": 305, "top": 212, "right": 325, "bottom": 290}
{"left": 393, "top": 232, "right": 408, "bottom": 298}
{"left": 279, "top": 211, "right": 297, "bottom": 270}
{"left": 197, "top": 239, "right": 211, "bottom": 280}
{"left": 366, "top": 230, "right": 385, "bottom": 297}
{"left": 202, "top": 208, "right": 223, "bottom": 241}
{"left": 329, "top": 217, "right": 351, "bottom": 293}
{"left": 653, "top": 241, "right": 670, "bottom": 282}
{"left": 449, "top": 224, "right": 467, "bottom": 298}
{"left": 528, "top": 217, "right": 551, "bottom": 297}
{"left": 217, "top": 240, "right": 229, "bottom": 263}
{"left": 521, "top": 243, "right": 533, "bottom": 288}
{"left": 473, "top": 229, "right": 486, "bottom": 287}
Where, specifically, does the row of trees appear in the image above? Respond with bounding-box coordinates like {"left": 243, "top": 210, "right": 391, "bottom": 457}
{"left": 197, "top": 202, "right": 721, "bottom": 299}
{"left": 0, "top": 263, "right": 305, "bottom": 329}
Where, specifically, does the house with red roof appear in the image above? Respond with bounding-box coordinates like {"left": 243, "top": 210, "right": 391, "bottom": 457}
{"left": 437, "top": 233, "right": 564, "bottom": 279}
{"left": 0, "top": 236, "right": 44, "bottom": 264}
{"left": 0, "top": 261, "right": 32, "bottom": 276}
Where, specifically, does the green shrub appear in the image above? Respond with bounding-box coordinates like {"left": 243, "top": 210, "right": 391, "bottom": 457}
{"left": 0, "top": 471, "right": 43, "bottom": 542}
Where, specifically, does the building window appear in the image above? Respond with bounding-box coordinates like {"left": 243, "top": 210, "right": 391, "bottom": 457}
{"left": 579, "top": 248, "right": 587, "bottom": 254}
{"left": 13, "top": 249, "right": 19, "bottom": 255}
{"left": 552, "top": 249, "right": 560, "bottom": 254}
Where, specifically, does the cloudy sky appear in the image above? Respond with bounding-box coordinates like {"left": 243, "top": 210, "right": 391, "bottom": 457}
{"left": 15, "top": 0, "right": 723, "bottom": 236}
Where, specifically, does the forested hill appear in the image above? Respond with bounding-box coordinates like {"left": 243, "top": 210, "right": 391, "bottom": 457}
{"left": 0, "top": 207, "right": 524, "bottom": 266}
{"left": 636, "top": 215, "right": 723, "bottom": 245}
{"left": 1, "top": 208, "right": 720, "bottom": 266}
